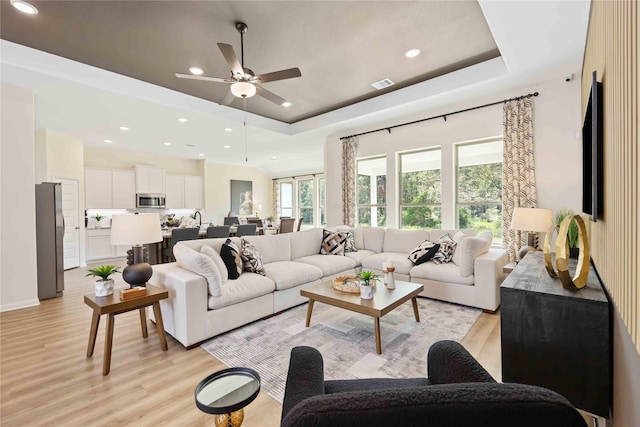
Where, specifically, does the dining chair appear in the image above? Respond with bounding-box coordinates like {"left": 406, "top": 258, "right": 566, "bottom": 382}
{"left": 280, "top": 218, "right": 296, "bottom": 233}
{"left": 224, "top": 217, "right": 239, "bottom": 226}
{"left": 236, "top": 224, "right": 257, "bottom": 237}
{"left": 247, "top": 218, "right": 264, "bottom": 235}
{"left": 206, "top": 225, "right": 230, "bottom": 238}
{"left": 162, "top": 227, "right": 199, "bottom": 262}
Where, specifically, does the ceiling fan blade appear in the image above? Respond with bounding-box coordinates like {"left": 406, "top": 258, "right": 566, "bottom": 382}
{"left": 256, "top": 85, "right": 287, "bottom": 105}
{"left": 217, "top": 43, "right": 244, "bottom": 77}
{"left": 253, "top": 68, "right": 302, "bottom": 83}
{"left": 219, "top": 91, "right": 236, "bottom": 106}
{"left": 175, "top": 73, "right": 232, "bottom": 83}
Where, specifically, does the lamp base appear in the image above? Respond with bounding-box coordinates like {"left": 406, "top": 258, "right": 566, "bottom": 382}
{"left": 122, "top": 262, "right": 152, "bottom": 288}
{"left": 518, "top": 245, "right": 538, "bottom": 260}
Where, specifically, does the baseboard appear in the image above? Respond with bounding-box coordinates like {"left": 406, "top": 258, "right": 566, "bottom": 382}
{"left": 0, "top": 298, "right": 40, "bottom": 312}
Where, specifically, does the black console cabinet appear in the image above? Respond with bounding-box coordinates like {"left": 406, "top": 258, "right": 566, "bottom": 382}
{"left": 500, "top": 251, "right": 610, "bottom": 418}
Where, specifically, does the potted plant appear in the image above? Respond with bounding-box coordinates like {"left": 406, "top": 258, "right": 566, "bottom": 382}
{"left": 555, "top": 209, "right": 580, "bottom": 258}
{"left": 358, "top": 270, "right": 379, "bottom": 299}
{"left": 86, "top": 265, "right": 120, "bottom": 296}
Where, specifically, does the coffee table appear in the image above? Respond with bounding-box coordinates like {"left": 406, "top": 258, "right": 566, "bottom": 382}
{"left": 301, "top": 280, "right": 424, "bottom": 354}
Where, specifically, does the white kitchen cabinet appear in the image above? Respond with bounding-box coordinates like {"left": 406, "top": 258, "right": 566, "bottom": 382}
{"left": 165, "top": 175, "right": 185, "bottom": 209}
{"left": 86, "top": 229, "right": 114, "bottom": 261}
{"left": 85, "top": 169, "right": 112, "bottom": 209}
{"left": 184, "top": 175, "right": 203, "bottom": 209}
{"left": 165, "top": 174, "right": 203, "bottom": 209}
{"left": 135, "top": 166, "right": 165, "bottom": 194}
{"left": 111, "top": 170, "right": 136, "bottom": 209}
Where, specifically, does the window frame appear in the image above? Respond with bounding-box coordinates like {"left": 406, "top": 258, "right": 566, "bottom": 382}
{"left": 398, "top": 147, "right": 443, "bottom": 230}
{"left": 356, "top": 155, "right": 387, "bottom": 227}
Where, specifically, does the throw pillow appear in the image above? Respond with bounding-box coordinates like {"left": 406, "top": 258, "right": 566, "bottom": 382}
{"left": 408, "top": 240, "right": 440, "bottom": 265}
{"left": 452, "top": 231, "right": 469, "bottom": 266}
{"left": 173, "top": 244, "right": 222, "bottom": 297}
{"left": 320, "top": 229, "right": 345, "bottom": 255}
{"left": 220, "top": 238, "right": 243, "bottom": 280}
{"left": 432, "top": 234, "right": 457, "bottom": 264}
{"left": 458, "top": 231, "right": 493, "bottom": 277}
{"left": 343, "top": 230, "right": 358, "bottom": 253}
{"left": 200, "top": 245, "right": 229, "bottom": 282}
{"left": 240, "top": 238, "right": 266, "bottom": 276}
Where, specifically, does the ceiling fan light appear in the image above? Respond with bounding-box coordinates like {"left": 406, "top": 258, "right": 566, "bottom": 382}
{"left": 230, "top": 82, "right": 256, "bottom": 98}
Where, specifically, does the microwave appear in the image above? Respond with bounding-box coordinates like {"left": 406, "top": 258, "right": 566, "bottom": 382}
{"left": 136, "top": 194, "right": 166, "bottom": 209}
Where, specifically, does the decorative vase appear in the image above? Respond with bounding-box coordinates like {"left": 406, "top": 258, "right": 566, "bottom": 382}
{"left": 95, "top": 279, "right": 114, "bottom": 297}
{"left": 384, "top": 267, "right": 396, "bottom": 289}
{"left": 360, "top": 285, "right": 374, "bottom": 299}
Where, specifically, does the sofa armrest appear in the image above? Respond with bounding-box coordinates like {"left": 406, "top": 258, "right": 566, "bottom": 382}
{"left": 472, "top": 248, "right": 509, "bottom": 311}
{"left": 427, "top": 340, "right": 495, "bottom": 384}
{"left": 282, "top": 346, "right": 325, "bottom": 421}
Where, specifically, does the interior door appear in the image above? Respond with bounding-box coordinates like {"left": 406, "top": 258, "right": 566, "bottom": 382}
{"left": 55, "top": 177, "right": 80, "bottom": 270}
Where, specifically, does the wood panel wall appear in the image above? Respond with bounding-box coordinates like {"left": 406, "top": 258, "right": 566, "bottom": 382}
{"left": 582, "top": 0, "right": 639, "bottom": 353}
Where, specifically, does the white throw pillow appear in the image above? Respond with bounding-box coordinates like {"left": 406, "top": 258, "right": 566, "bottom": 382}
{"left": 458, "top": 231, "right": 493, "bottom": 277}
{"left": 451, "top": 231, "right": 468, "bottom": 266}
{"left": 200, "top": 245, "right": 229, "bottom": 282}
{"left": 173, "top": 243, "right": 223, "bottom": 297}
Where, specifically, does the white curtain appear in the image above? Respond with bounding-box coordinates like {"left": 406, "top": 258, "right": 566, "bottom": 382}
{"left": 502, "top": 98, "right": 537, "bottom": 261}
{"left": 342, "top": 137, "right": 359, "bottom": 227}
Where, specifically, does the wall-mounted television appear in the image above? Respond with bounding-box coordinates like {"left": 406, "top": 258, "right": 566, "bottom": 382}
{"left": 582, "top": 71, "right": 603, "bottom": 221}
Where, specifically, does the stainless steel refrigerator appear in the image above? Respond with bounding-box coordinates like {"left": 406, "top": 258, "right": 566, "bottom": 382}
{"left": 35, "top": 182, "right": 64, "bottom": 299}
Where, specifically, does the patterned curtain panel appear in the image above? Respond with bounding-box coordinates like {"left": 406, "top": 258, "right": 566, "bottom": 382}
{"left": 342, "top": 137, "right": 359, "bottom": 227}
{"left": 502, "top": 98, "right": 537, "bottom": 262}
{"left": 272, "top": 180, "right": 278, "bottom": 220}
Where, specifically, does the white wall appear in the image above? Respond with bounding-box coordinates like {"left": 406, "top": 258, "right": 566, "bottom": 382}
{"left": 0, "top": 83, "right": 39, "bottom": 311}
{"left": 326, "top": 77, "right": 582, "bottom": 227}
{"left": 203, "top": 162, "right": 272, "bottom": 225}
{"left": 84, "top": 146, "right": 205, "bottom": 176}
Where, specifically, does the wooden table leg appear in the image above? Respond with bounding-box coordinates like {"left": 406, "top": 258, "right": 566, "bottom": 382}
{"left": 103, "top": 313, "right": 115, "bottom": 376}
{"left": 139, "top": 308, "right": 148, "bottom": 338}
{"left": 411, "top": 297, "right": 421, "bottom": 322}
{"left": 374, "top": 316, "right": 382, "bottom": 354}
{"left": 305, "top": 299, "right": 315, "bottom": 327}
{"left": 86, "top": 311, "right": 100, "bottom": 358}
{"left": 152, "top": 302, "right": 168, "bottom": 351}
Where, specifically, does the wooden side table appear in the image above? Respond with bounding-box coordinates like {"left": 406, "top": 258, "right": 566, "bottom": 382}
{"left": 84, "top": 285, "right": 169, "bottom": 375}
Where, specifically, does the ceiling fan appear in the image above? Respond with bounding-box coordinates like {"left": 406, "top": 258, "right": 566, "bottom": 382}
{"left": 176, "top": 22, "right": 301, "bottom": 106}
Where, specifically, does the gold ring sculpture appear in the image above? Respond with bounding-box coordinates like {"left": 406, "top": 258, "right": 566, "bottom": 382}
{"left": 543, "top": 214, "right": 590, "bottom": 290}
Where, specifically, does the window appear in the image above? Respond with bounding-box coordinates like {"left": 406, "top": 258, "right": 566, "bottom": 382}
{"left": 298, "top": 179, "right": 314, "bottom": 225}
{"left": 357, "top": 157, "right": 386, "bottom": 226}
{"left": 318, "top": 177, "right": 326, "bottom": 227}
{"left": 456, "top": 140, "right": 503, "bottom": 242}
{"left": 399, "top": 149, "right": 442, "bottom": 229}
{"left": 279, "top": 181, "right": 293, "bottom": 218}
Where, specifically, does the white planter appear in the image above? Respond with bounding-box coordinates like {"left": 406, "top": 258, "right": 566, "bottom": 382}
{"left": 95, "top": 279, "right": 114, "bottom": 297}
{"left": 360, "top": 285, "right": 374, "bottom": 300}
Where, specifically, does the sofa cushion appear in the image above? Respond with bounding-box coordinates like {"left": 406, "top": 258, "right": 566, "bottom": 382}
{"left": 362, "top": 227, "right": 386, "bottom": 253}
{"left": 320, "top": 230, "right": 345, "bottom": 255}
{"left": 361, "top": 252, "right": 415, "bottom": 275}
{"left": 243, "top": 233, "right": 291, "bottom": 264}
{"left": 173, "top": 243, "right": 222, "bottom": 297}
{"left": 200, "top": 244, "right": 229, "bottom": 282}
{"left": 295, "top": 255, "right": 357, "bottom": 276}
{"left": 383, "top": 229, "right": 431, "bottom": 254}
{"left": 220, "top": 238, "right": 243, "bottom": 279}
{"left": 344, "top": 249, "right": 376, "bottom": 267}
{"left": 408, "top": 240, "right": 440, "bottom": 265}
{"left": 240, "top": 238, "right": 266, "bottom": 276}
{"left": 432, "top": 234, "right": 457, "bottom": 265}
{"left": 291, "top": 228, "right": 323, "bottom": 259}
{"left": 410, "top": 262, "right": 475, "bottom": 286}
{"left": 264, "top": 261, "right": 323, "bottom": 291}
{"left": 208, "top": 273, "right": 275, "bottom": 310}
{"left": 457, "top": 231, "right": 493, "bottom": 277}
{"left": 430, "top": 229, "right": 477, "bottom": 242}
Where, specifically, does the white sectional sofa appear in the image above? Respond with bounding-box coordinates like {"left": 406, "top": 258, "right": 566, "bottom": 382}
{"left": 149, "top": 227, "right": 508, "bottom": 348}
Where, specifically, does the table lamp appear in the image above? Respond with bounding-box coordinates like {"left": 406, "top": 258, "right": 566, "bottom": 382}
{"left": 111, "top": 213, "right": 162, "bottom": 287}
{"left": 510, "top": 207, "right": 554, "bottom": 260}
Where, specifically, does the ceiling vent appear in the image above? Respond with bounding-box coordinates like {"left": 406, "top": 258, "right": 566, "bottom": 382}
{"left": 371, "top": 78, "right": 395, "bottom": 90}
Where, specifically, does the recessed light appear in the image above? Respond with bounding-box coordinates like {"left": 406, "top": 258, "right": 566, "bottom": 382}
{"left": 223, "top": 145, "right": 231, "bottom": 149}
{"left": 224, "top": 128, "right": 233, "bottom": 132}
{"left": 405, "top": 48, "right": 421, "bottom": 58}
{"left": 282, "top": 102, "right": 292, "bottom": 108}
{"left": 10, "top": 0, "right": 38, "bottom": 15}
{"left": 178, "top": 118, "right": 188, "bottom": 123}
{"left": 198, "top": 153, "right": 205, "bottom": 157}
{"left": 119, "top": 126, "right": 129, "bottom": 131}
{"left": 189, "top": 67, "right": 204, "bottom": 75}
{"left": 271, "top": 156, "right": 278, "bottom": 160}
{"left": 163, "top": 142, "right": 171, "bottom": 146}
{"left": 104, "top": 139, "right": 112, "bottom": 143}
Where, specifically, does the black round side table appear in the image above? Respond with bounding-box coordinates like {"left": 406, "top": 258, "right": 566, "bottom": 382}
{"left": 195, "top": 367, "right": 261, "bottom": 427}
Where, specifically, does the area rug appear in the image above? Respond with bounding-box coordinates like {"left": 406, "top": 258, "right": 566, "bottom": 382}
{"left": 201, "top": 298, "right": 481, "bottom": 403}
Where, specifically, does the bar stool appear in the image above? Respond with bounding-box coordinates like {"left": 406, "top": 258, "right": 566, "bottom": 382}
{"left": 236, "top": 224, "right": 257, "bottom": 237}
{"left": 162, "top": 228, "right": 199, "bottom": 262}
{"left": 206, "top": 225, "right": 230, "bottom": 238}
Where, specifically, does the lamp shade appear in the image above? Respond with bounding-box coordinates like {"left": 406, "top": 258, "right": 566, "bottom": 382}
{"left": 111, "top": 213, "right": 162, "bottom": 245}
{"left": 510, "top": 208, "right": 554, "bottom": 232}
{"left": 230, "top": 81, "right": 256, "bottom": 98}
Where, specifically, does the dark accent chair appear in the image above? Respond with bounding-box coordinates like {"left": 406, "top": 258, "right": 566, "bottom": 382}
{"left": 296, "top": 218, "right": 303, "bottom": 232}
{"left": 223, "top": 216, "right": 239, "bottom": 226}
{"left": 279, "top": 218, "right": 296, "bottom": 233}
{"left": 236, "top": 224, "right": 257, "bottom": 237}
{"left": 161, "top": 228, "right": 199, "bottom": 262}
{"left": 206, "top": 225, "right": 230, "bottom": 238}
{"left": 281, "top": 341, "right": 587, "bottom": 427}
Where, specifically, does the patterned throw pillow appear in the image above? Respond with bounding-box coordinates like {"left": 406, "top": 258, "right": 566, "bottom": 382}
{"left": 240, "top": 239, "right": 266, "bottom": 276}
{"left": 432, "top": 234, "right": 457, "bottom": 265}
{"left": 408, "top": 240, "right": 440, "bottom": 265}
{"left": 220, "top": 238, "right": 243, "bottom": 279}
{"left": 320, "top": 229, "right": 345, "bottom": 255}
{"left": 343, "top": 231, "right": 358, "bottom": 253}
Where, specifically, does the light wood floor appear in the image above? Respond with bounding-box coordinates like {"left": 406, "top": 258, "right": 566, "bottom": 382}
{"left": 0, "top": 262, "right": 503, "bottom": 426}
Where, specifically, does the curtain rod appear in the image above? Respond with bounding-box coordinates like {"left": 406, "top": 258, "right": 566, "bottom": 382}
{"left": 272, "top": 172, "right": 323, "bottom": 181}
{"left": 339, "top": 92, "right": 539, "bottom": 141}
